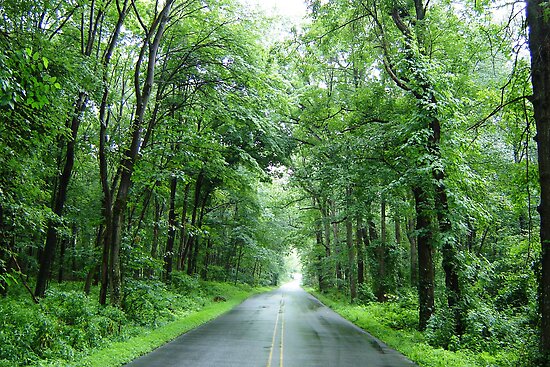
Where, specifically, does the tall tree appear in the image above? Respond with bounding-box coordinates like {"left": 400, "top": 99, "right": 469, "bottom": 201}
{"left": 101, "top": 0, "right": 177, "bottom": 306}
{"left": 35, "top": 0, "right": 118, "bottom": 298}
{"left": 525, "top": 0, "right": 550, "bottom": 361}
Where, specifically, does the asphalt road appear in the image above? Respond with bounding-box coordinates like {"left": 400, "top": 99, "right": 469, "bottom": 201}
{"left": 124, "top": 282, "right": 417, "bottom": 367}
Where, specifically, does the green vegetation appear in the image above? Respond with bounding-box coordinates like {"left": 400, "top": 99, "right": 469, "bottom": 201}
{"left": 0, "top": 275, "right": 265, "bottom": 367}
{"left": 2, "top": 0, "right": 550, "bottom": 366}
{"left": 280, "top": 0, "right": 544, "bottom": 365}
{"left": 312, "top": 290, "right": 529, "bottom": 367}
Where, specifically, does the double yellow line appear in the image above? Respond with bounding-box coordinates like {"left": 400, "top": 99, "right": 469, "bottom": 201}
{"left": 266, "top": 294, "right": 285, "bottom": 367}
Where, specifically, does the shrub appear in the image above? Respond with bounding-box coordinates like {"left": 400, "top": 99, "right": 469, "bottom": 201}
{"left": 425, "top": 308, "right": 456, "bottom": 349}
{"left": 41, "top": 289, "right": 128, "bottom": 351}
{"left": 170, "top": 272, "right": 202, "bottom": 295}
{"left": 357, "top": 283, "right": 376, "bottom": 304}
{"left": 369, "top": 301, "right": 418, "bottom": 331}
{"left": 205, "top": 265, "right": 227, "bottom": 281}
{"left": 122, "top": 280, "right": 174, "bottom": 326}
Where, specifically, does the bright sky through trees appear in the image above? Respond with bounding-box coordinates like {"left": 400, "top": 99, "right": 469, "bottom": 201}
{"left": 239, "top": 0, "right": 307, "bottom": 19}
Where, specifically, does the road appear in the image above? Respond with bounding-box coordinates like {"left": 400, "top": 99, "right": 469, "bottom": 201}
{"left": 124, "top": 282, "right": 417, "bottom": 367}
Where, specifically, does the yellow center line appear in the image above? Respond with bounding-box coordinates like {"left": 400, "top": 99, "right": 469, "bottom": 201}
{"left": 280, "top": 294, "right": 285, "bottom": 367}
{"left": 267, "top": 293, "right": 286, "bottom": 367}
{"left": 266, "top": 300, "right": 281, "bottom": 367}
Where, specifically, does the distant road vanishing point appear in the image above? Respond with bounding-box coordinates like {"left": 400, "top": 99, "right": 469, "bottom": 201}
{"left": 124, "top": 282, "right": 417, "bottom": 367}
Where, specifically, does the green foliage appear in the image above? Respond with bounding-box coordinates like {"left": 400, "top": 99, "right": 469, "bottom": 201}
{"left": 0, "top": 289, "right": 126, "bottom": 366}
{"left": 79, "top": 282, "right": 264, "bottom": 367}
{"left": 0, "top": 0, "right": 544, "bottom": 365}
{"left": 425, "top": 307, "right": 457, "bottom": 350}
{"left": 169, "top": 272, "right": 202, "bottom": 295}
{"left": 313, "top": 290, "right": 524, "bottom": 367}
{"left": 0, "top": 279, "right": 265, "bottom": 367}
{"left": 356, "top": 283, "right": 376, "bottom": 304}
{"left": 122, "top": 280, "right": 175, "bottom": 326}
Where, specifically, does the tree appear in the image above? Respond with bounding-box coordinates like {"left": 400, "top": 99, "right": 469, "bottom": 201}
{"left": 34, "top": 0, "right": 126, "bottom": 298}
{"left": 525, "top": 0, "right": 550, "bottom": 362}
{"left": 100, "top": 0, "right": 176, "bottom": 306}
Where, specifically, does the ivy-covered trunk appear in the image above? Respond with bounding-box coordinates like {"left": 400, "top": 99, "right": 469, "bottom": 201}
{"left": 376, "top": 199, "right": 387, "bottom": 302}
{"left": 356, "top": 216, "right": 365, "bottom": 285}
{"left": 345, "top": 209, "right": 356, "bottom": 301}
{"left": 164, "top": 176, "right": 178, "bottom": 281}
{"left": 382, "top": 0, "right": 462, "bottom": 332}
{"left": 406, "top": 216, "right": 418, "bottom": 287}
{"left": 413, "top": 186, "right": 435, "bottom": 330}
{"left": 186, "top": 171, "right": 204, "bottom": 275}
{"left": 526, "top": 0, "right": 550, "bottom": 361}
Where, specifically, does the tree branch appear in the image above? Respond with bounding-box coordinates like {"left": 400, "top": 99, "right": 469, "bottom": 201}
{"left": 467, "top": 94, "right": 532, "bottom": 131}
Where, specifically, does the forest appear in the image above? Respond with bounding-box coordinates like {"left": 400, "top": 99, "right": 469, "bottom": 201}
{"left": 1, "top": 0, "right": 550, "bottom": 366}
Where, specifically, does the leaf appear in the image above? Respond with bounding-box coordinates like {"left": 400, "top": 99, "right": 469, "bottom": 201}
{"left": 42, "top": 57, "right": 49, "bottom": 69}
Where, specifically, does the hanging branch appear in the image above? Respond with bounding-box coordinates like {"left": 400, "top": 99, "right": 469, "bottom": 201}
{"left": 467, "top": 94, "right": 532, "bottom": 131}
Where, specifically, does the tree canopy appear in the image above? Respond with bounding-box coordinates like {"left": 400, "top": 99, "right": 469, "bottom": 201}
{"left": 1, "top": 0, "right": 550, "bottom": 366}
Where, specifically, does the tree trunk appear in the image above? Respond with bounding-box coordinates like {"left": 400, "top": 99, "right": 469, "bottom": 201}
{"left": 320, "top": 199, "right": 332, "bottom": 288}
{"left": 406, "top": 216, "right": 418, "bottom": 287}
{"left": 526, "top": 0, "right": 550, "bottom": 360}
{"left": 346, "top": 216, "right": 357, "bottom": 300}
{"left": 35, "top": 0, "right": 115, "bottom": 298}
{"left": 376, "top": 199, "right": 387, "bottom": 302}
{"left": 178, "top": 183, "right": 191, "bottom": 270}
{"left": 395, "top": 214, "right": 404, "bottom": 288}
{"left": 201, "top": 239, "right": 213, "bottom": 280}
{"left": 356, "top": 216, "right": 365, "bottom": 285}
{"left": 99, "top": 218, "right": 111, "bottom": 305}
{"left": 315, "top": 203, "right": 328, "bottom": 291}
{"left": 97, "top": 0, "right": 130, "bottom": 306}
{"left": 331, "top": 201, "right": 343, "bottom": 287}
{"left": 395, "top": 215, "right": 402, "bottom": 245}
{"left": 148, "top": 197, "right": 163, "bottom": 278}
{"left": 190, "top": 189, "right": 210, "bottom": 275}
{"left": 164, "top": 175, "right": 177, "bottom": 281}
{"left": 186, "top": 172, "right": 204, "bottom": 275}
{"left": 385, "top": 0, "right": 457, "bottom": 331}
{"left": 413, "top": 186, "right": 435, "bottom": 331}
{"left": 234, "top": 243, "right": 244, "bottom": 285}
{"left": 35, "top": 92, "right": 87, "bottom": 298}
{"left": 85, "top": 226, "right": 103, "bottom": 295}
{"left": 57, "top": 236, "right": 68, "bottom": 283}
{"left": 0, "top": 206, "right": 12, "bottom": 296}
{"left": 437, "top": 178, "right": 463, "bottom": 335}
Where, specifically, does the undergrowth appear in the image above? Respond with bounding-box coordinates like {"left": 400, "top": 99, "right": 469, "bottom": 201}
{"left": 0, "top": 273, "right": 264, "bottom": 367}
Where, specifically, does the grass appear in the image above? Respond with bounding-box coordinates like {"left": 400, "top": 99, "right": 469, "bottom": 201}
{"left": 309, "top": 290, "right": 518, "bottom": 367}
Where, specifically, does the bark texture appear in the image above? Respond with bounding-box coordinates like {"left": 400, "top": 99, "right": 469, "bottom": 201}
{"left": 526, "top": 0, "right": 550, "bottom": 360}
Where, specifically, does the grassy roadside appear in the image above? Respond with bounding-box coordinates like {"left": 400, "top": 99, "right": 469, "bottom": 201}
{"left": 309, "top": 290, "right": 516, "bottom": 367}
{"left": 0, "top": 279, "right": 270, "bottom": 367}
{"left": 75, "top": 284, "right": 268, "bottom": 367}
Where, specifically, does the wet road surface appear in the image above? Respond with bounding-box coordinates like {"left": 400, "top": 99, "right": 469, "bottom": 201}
{"left": 124, "top": 282, "right": 417, "bottom": 367}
